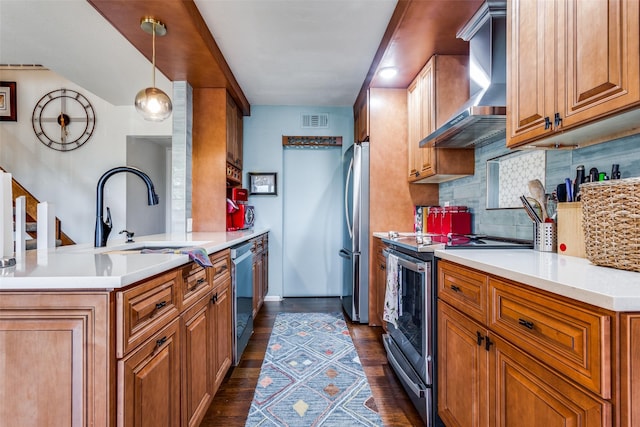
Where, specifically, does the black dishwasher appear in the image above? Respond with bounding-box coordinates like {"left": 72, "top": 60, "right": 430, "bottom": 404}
{"left": 231, "top": 241, "right": 254, "bottom": 365}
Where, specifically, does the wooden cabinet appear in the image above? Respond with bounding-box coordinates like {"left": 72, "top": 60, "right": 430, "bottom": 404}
{"left": 211, "top": 276, "right": 232, "bottom": 390}
{"left": 491, "top": 332, "right": 610, "bottom": 427}
{"left": 370, "top": 237, "right": 387, "bottom": 327}
{"left": 226, "top": 93, "right": 243, "bottom": 170}
{"left": 251, "top": 233, "right": 269, "bottom": 317}
{"left": 118, "top": 318, "right": 182, "bottom": 427}
{"left": 507, "top": 0, "right": 640, "bottom": 148}
{"left": 354, "top": 89, "right": 369, "bottom": 142}
{"left": 182, "top": 294, "right": 214, "bottom": 427}
{"left": 620, "top": 314, "right": 640, "bottom": 427}
{"left": 437, "top": 260, "right": 613, "bottom": 427}
{"left": 193, "top": 88, "right": 242, "bottom": 230}
{"left": 0, "top": 292, "right": 110, "bottom": 427}
{"left": 407, "top": 55, "right": 474, "bottom": 183}
{"left": 438, "top": 302, "right": 489, "bottom": 427}
{"left": 118, "top": 249, "right": 232, "bottom": 427}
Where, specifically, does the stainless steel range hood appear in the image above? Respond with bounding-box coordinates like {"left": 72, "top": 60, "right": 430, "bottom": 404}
{"left": 420, "top": 0, "right": 506, "bottom": 148}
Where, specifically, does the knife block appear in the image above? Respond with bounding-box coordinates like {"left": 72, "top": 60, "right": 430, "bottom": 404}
{"left": 557, "top": 202, "right": 586, "bottom": 258}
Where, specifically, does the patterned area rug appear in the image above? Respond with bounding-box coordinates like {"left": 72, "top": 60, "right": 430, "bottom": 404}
{"left": 245, "top": 312, "right": 383, "bottom": 426}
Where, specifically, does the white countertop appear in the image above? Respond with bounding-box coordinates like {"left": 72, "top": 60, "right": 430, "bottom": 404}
{"left": 373, "top": 232, "right": 640, "bottom": 312}
{"left": 0, "top": 229, "right": 268, "bottom": 291}
{"left": 436, "top": 249, "right": 640, "bottom": 312}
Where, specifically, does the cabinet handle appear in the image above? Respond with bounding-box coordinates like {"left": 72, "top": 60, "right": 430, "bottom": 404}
{"left": 450, "top": 285, "right": 461, "bottom": 293}
{"left": 554, "top": 112, "right": 562, "bottom": 128}
{"left": 485, "top": 336, "right": 493, "bottom": 351}
{"left": 544, "top": 116, "right": 552, "bottom": 130}
{"left": 476, "top": 331, "right": 484, "bottom": 346}
{"left": 380, "top": 264, "right": 386, "bottom": 270}
{"left": 156, "top": 336, "right": 168, "bottom": 348}
{"left": 155, "top": 301, "right": 167, "bottom": 310}
{"left": 211, "top": 292, "right": 218, "bottom": 303}
{"left": 518, "top": 318, "right": 534, "bottom": 330}
{"left": 414, "top": 171, "right": 420, "bottom": 177}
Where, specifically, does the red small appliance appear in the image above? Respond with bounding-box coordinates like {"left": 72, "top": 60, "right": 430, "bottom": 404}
{"left": 226, "top": 188, "right": 255, "bottom": 231}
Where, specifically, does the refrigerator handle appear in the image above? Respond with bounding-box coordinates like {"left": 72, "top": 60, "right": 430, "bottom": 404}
{"left": 338, "top": 249, "right": 351, "bottom": 259}
{"left": 345, "top": 157, "right": 354, "bottom": 239}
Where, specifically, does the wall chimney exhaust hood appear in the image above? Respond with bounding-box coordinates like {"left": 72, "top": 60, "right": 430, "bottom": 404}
{"left": 420, "top": 0, "right": 506, "bottom": 148}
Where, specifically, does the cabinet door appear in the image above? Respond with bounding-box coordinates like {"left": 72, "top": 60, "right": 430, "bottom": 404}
{"left": 506, "top": 0, "right": 557, "bottom": 147}
{"left": 212, "top": 277, "right": 233, "bottom": 391}
{"left": 355, "top": 90, "right": 369, "bottom": 142}
{"left": 438, "top": 302, "right": 489, "bottom": 427}
{"left": 182, "top": 294, "right": 213, "bottom": 427}
{"left": 560, "top": 0, "right": 640, "bottom": 127}
{"left": 491, "top": 333, "right": 611, "bottom": 427}
{"left": 407, "top": 78, "right": 423, "bottom": 180}
{"left": 620, "top": 313, "right": 640, "bottom": 427}
{"left": 261, "top": 245, "right": 269, "bottom": 302}
{"left": 118, "top": 318, "right": 181, "bottom": 427}
{"left": 0, "top": 293, "right": 110, "bottom": 427}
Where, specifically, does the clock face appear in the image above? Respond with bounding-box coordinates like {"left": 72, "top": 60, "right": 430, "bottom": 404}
{"left": 32, "top": 88, "right": 96, "bottom": 151}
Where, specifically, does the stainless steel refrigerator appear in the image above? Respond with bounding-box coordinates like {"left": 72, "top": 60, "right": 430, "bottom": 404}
{"left": 339, "top": 141, "right": 369, "bottom": 323}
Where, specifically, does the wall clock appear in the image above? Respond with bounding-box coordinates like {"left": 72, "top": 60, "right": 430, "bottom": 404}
{"left": 32, "top": 88, "right": 96, "bottom": 151}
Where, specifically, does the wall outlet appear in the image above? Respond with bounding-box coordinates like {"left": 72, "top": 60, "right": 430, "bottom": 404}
{"left": 444, "top": 201, "right": 450, "bottom": 207}
{"left": 186, "top": 218, "right": 193, "bottom": 233}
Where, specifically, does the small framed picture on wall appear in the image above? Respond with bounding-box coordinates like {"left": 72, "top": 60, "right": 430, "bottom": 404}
{"left": 0, "top": 82, "right": 17, "bottom": 122}
{"left": 249, "top": 172, "right": 277, "bottom": 195}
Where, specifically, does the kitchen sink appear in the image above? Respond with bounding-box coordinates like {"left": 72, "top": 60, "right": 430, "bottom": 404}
{"left": 103, "top": 245, "right": 188, "bottom": 255}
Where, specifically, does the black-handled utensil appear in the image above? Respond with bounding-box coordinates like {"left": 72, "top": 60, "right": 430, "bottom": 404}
{"left": 520, "top": 195, "right": 542, "bottom": 223}
{"left": 574, "top": 165, "right": 585, "bottom": 201}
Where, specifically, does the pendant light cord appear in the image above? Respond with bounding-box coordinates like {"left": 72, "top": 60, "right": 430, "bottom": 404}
{"left": 151, "top": 22, "right": 156, "bottom": 89}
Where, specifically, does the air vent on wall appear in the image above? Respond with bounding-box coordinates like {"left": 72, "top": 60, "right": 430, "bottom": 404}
{"left": 301, "top": 113, "right": 329, "bottom": 129}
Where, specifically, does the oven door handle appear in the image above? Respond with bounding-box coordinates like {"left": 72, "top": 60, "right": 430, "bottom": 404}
{"left": 383, "top": 335, "right": 426, "bottom": 398}
{"left": 383, "top": 249, "right": 426, "bottom": 272}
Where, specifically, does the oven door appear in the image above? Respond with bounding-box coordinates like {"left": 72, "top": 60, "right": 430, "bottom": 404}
{"left": 384, "top": 249, "right": 432, "bottom": 386}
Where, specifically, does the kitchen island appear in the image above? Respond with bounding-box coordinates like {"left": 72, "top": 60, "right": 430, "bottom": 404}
{"left": 431, "top": 248, "right": 640, "bottom": 427}
{"left": 0, "top": 229, "right": 267, "bottom": 427}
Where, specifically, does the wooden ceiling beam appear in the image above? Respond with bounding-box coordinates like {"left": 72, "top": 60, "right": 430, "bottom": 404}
{"left": 88, "top": 0, "right": 250, "bottom": 115}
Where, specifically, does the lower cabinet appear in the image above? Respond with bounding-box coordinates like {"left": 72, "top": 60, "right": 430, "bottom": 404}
{"left": 438, "top": 260, "right": 614, "bottom": 427}
{"left": 211, "top": 276, "right": 232, "bottom": 391}
{"left": 0, "top": 292, "right": 110, "bottom": 427}
{"left": 117, "top": 249, "right": 232, "bottom": 427}
{"left": 183, "top": 294, "right": 214, "bottom": 427}
{"left": 370, "top": 237, "right": 388, "bottom": 327}
{"left": 118, "top": 318, "right": 182, "bottom": 427}
{"left": 251, "top": 233, "right": 269, "bottom": 316}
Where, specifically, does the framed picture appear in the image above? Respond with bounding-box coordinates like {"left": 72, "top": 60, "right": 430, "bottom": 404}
{"left": 0, "top": 82, "right": 17, "bottom": 122}
{"left": 249, "top": 172, "right": 277, "bottom": 195}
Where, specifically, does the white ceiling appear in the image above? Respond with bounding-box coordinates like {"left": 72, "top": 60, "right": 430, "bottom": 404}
{"left": 0, "top": 0, "right": 397, "bottom": 108}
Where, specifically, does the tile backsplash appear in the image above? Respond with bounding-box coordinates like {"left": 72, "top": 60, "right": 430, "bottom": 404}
{"left": 438, "top": 133, "right": 640, "bottom": 240}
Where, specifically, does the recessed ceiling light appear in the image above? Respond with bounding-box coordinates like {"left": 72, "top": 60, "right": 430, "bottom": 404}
{"left": 378, "top": 67, "right": 398, "bottom": 79}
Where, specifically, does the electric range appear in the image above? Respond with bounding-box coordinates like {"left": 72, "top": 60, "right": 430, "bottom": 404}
{"left": 381, "top": 232, "right": 533, "bottom": 254}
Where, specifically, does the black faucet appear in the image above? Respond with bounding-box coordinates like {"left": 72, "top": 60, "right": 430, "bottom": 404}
{"left": 94, "top": 166, "right": 160, "bottom": 247}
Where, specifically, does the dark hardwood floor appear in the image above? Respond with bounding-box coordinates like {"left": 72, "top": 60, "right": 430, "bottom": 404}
{"left": 200, "top": 297, "right": 424, "bottom": 426}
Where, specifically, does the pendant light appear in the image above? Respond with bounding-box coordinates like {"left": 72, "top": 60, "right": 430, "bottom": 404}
{"left": 134, "top": 17, "right": 172, "bottom": 121}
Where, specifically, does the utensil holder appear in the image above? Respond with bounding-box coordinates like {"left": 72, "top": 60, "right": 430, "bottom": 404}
{"left": 534, "top": 222, "right": 557, "bottom": 252}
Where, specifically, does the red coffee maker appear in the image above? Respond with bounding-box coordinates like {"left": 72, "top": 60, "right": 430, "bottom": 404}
{"left": 226, "top": 188, "right": 255, "bottom": 231}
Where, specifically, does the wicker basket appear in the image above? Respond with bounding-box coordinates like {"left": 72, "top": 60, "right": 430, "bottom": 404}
{"left": 580, "top": 177, "right": 640, "bottom": 272}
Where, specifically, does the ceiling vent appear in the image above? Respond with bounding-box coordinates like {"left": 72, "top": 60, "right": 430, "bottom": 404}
{"left": 301, "top": 113, "right": 329, "bottom": 129}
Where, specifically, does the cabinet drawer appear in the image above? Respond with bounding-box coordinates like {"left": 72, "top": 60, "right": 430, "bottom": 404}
{"left": 489, "top": 278, "right": 611, "bottom": 398}
{"left": 116, "top": 270, "right": 180, "bottom": 358}
{"left": 180, "top": 262, "right": 212, "bottom": 309}
{"left": 438, "top": 260, "right": 489, "bottom": 324}
{"left": 209, "top": 249, "right": 231, "bottom": 285}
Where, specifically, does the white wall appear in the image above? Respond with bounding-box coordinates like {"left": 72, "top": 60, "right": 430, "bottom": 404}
{"left": 126, "top": 137, "right": 171, "bottom": 237}
{"left": 243, "top": 105, "right": 354, "bottom": 299}
{"left": 0, "top": 69, "right": 172, "bottom": 244}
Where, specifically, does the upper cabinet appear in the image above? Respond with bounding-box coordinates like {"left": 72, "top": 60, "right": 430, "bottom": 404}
{"left": 354, "top": 90, "right": 370, "bottom": 142}
{"left": 226, "top": 94, "right": 243, "bottom": 184}
{"left": 407, "top": 55, "right": 475, "bottom": 183}
{"left": 507, "top": 0, "right": 640, "bottom": 149}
